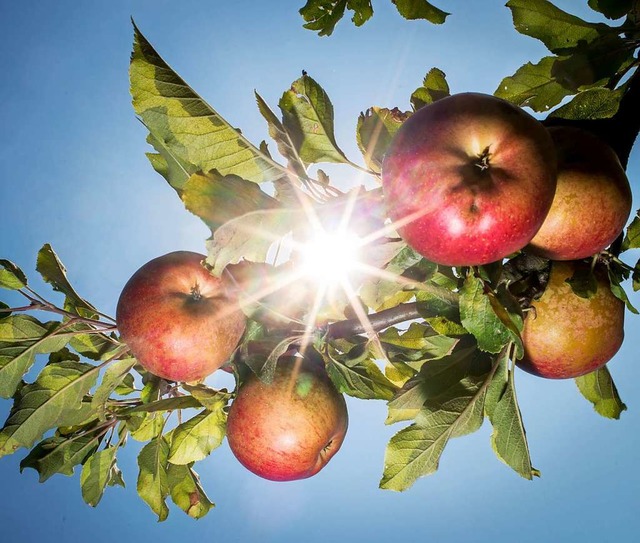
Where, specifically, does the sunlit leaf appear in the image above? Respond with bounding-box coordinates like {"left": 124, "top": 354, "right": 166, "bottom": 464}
{"left": 459, "top": 274, "right": 518, "bottom": 354}
{"left": 0, "top": 315, "right": 72, "bottom": 398}
{"left": 182, "top": 171, "right": 279, "bottom": 231}
{"left": 0, "top": 361, "right": 100, "bottom": 458}
{"left": 36, "top": 244, "right": 97, "bottom": 317}
{"left": 494, "top": 56, "right": 572, "bottom": 111}
{"left": 181, "top": 383, "right": 231, "bottom": 410}
{"left": 20, "top": 433, "right": 101, "bottom": 482}
{"left": 379, "top": 322, "right": 458, "bottom": 363}
{"left": 410, "top": 68, "right": 450, "bottom": 110}
{"left": 486, "top": 352, "right": 538, "bottom": 479}
{"left": 0, "top": 260, "right": 27, "bottom": 290}
{"left": 325, "top": 345, "right": 398, "bottom": 400}
{"left": 137, "top": 437, "right": 170, "bottom": 521}
{"left": 205, "top": 208, "right": 299, "bottom": 276}
{"left": 356, "top": 107, "right": 409, "bottom": 173}
{"left": 550, "top": 86, "right": 624, "bottom": 119}
{"left": 575, "top": 365, "right": 627, "bottom": 419}
{"left": 622, "top": 210, "right": 640, "bottom": 251}
{"left": 506, "top": 0, "right": 607, "bottom": 53}
{"left": 380, "top": 346, "right": 491, "bottom": 491}
{"left": 279, "top": 73, "right": 349, "bottom": 165}
{"left": 167, "top": 463, "right": 214, "bottom": 519}
{"left": 81, "top": 446, "right": 124, "bottom": 507}
{"left": 92, "top": 357, "right": 137, "bottom": 420}
{"left": 130, "top": 23, "right": 285, "bottom": 185}
{"left": 168, "top": 408, "right": 226, "bottom": 465}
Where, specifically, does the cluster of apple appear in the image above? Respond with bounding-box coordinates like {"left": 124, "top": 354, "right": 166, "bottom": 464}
{"left": 115, "top": 251, "right": 348, "bottom": 481}
{"left": 382, "top": 92, "right": 632, "bottom": 380}
{"left": 114, "top": 91, "right": 631, "bottom": 483}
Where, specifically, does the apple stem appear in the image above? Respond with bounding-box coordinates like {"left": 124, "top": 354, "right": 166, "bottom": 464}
{"left": 190, "top": 282, "right": 202, "bottom": 301}
{"left": 475, "top": 146, "right": 492, "bottom": 171}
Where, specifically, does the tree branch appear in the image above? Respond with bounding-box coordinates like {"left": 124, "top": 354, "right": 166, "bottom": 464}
{"left": 326, "top": 302, "right": 421, "bottom": 338}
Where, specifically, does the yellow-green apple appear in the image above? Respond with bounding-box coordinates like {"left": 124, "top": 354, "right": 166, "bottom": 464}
{"left": 381, "top": 92, "right": 557, "bottom": 266}
{"left": 527, "top": 126, "right": 632, "bottom": 260}
{"left": 116, "top": 251, "right": 246, "bottom": 382}
{"left": 518, "top": 261, "right": 624, "bottom": 379}
{"left": 226, "top": 356, "right": 348, "bottom": 481}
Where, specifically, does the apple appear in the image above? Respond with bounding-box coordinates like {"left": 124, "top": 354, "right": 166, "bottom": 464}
{"left": 226, "top": 356, "right": 348, "bottom": 481}
{"left": 381, "top": 92, "right": 557, "bottom": 266}
{"left": 517, "top": 260, "right": 625, "bottom": 379}
{"left": 527, "top": 126, "right": 632, "bottom": 260}
{"left": 116, "top": 251, "right": 246, "bottom": 382}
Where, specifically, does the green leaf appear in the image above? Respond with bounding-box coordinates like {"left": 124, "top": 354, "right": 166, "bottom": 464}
{"left": 410, "top": 68, "right": 450, "bottom": 110}
{"left": 167, "top": 463, "right": 214, "bottom": 519}
{"left": 608, "top": 264, "right": 639, "bottom": 313}
{"left": 0, "top": 260, "right": 27, "bottom": 290}
{"left": 145, "top": 133, "right": 191, "bottom": 191}
{"left": 575, "top": 366, "right": 627, "bottom": 419}
{"left": 80, "top": 446, "right": 124, "bottom": 507}
{"left": 0, "top": 315, "right": 72, "bottom": 398}
{"left": 588, "top": 0, "right": 634, "bottom": 19}
{"left": 181, "top": 171, "right": 280, "bottom": 231}
{"left": 393, "top": 0, "right": 449, "bottom": 24}
{"left": 486, "top": 352, "right": 538, "bottom": 479}
{"left": 0, "top": 361, "right": 100, "bottom": 458}
{"left": 506, "top": 0, "right": 607, "bottom": 54}
{"left": 130, "top": 22, "right": 285, "bottom": 185}
{"left": 550, "top": 86, "right": 624, "bottom": 119}
{"left": 494, "top": 56, "right": 573, "bottom": 111}
{"left": 205, "top": 208, "right": 298, "bottom": 276}
{"left": 360, "top": 246, "right": 427, "bottom": 311}
{"left": 69, "top": 332, "right": 122, "bottom": 361}
{"left": 279, "top": 73, "right": 349, "bottom": 165}
{"left": 622, "top": 210, "right": 640, "bottom": 251}
{"left": 299, "top": 0, "right": 373, "bottom": 36}
{"left": 459, "top": 275, "right": 518, "bottom": 354}
{"left": 137, "top": 437, "right": 170, "bottom": 522}
{"left": 127, "top": 413, "right": 165, "bottom": 442}
{"left": 181, "top": 383, "right": 231, "bottom": 410}
{"left": 255, "top": 91, "right": 307, "bottom": 180}
{"left": 380, "top": 346, "right": 492, "bottom": 491}
{"left": 325, "top": 345, "right": 398, "bottom": 400}
{"left": 386, "top": 343, "right": 483, "bottom": 424}
{"left": 92, "top": 357, "right": 137, "bottom": 420}
{"left": 356, "top": 107, "right": 409, "bottom": 173}
{"left": 20, "top": 433, "right": 101, "bottom": 482}
{"left": 379, "top": 322, "right": 458, "bottom": 362}
{"left": 36, "top": 244, "right": 97, "bottom": 317}
{"left": 168, "top": 408, "right": 226, "bottom": 465}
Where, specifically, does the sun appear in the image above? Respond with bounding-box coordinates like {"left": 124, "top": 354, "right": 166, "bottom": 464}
{"left": 298, "top": 228, "right": 363, "bottom": 288}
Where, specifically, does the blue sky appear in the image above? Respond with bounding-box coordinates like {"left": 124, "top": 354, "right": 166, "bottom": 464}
{"left": 1, "top": 1, "right": 639, "bottom": 541}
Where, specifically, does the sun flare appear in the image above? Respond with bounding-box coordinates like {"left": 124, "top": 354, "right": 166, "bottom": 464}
{"left": 298, "top": 230, "right": 363, "bottom": 288}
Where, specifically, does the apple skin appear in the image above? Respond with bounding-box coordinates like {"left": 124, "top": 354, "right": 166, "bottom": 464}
{"left": 116, "top": 251, "right": 246, "bottom": 382}
{"left": 527, "top": 126, "right": 632, "bottom": 260}
{"left": 517, "top": 261, "right": 625, "bottom": 379}
{"left": 226, "top": 357, "right": 348, "bottom": 481}
{"left": 381, "top": 92, "right": 557, "bottom": 266}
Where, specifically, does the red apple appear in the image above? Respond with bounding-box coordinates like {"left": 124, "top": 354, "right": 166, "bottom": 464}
{"left": 527, "top": 126, "right": 632, "bottom": 260}
{"left": 382, "top": 92, "right": 557, "bottom": 266}
{"left": 116, "top": 251, "right": 246, "bottom": 382}
{"left": 518, "top": 261, "right": 625, "bottom": 379}
{"left": 226, "top": 356, "right": 348, "bottom": 481}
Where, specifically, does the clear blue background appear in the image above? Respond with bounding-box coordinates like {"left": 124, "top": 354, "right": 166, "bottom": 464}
{"left": 1, "top": 1, "right": 639, "bottom": 541}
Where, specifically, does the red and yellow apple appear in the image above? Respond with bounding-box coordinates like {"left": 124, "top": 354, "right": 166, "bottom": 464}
{"left": 226, "top": 356, "right": 348, "bottom": 481}
{"left": 116, "top": 251, "right": 246, "bottom": 382}
{"left": 381, "top": 92, "right": 557, "bottom": 266}
{"left": 527, "top": 126, "right": 632, "bottom": 260}
{"left": 518, "top": 261, "right": 625, "bottom": 379}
